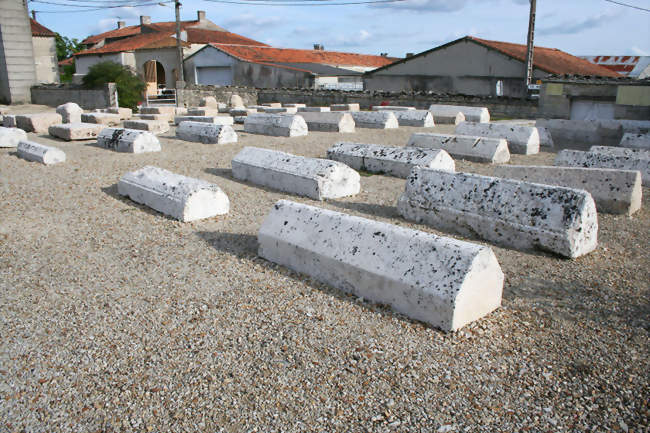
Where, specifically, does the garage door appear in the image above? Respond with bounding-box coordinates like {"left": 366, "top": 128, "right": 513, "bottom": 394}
{"left": 196, "top": 66, "right": 232, "bottom": 86}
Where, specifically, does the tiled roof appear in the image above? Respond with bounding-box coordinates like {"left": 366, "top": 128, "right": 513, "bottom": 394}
{"left": 58, "top": 57, "right": 74, "bottom": 66}
{"left": 75, "top": 32, "right": 189, "bottom": 56}
{"left": 468, "top": 37, "right": 620, "bottom": 77}
{"left": 30, "top": 19, "right": 56, "bottom": 37}
{"left": 209, "top": 44, "right": 396, "bottom": 68}
{"left": 82, "top": 20, "right": 203, "bottom": 44}
{"left": 185, "top": 28, "right": 268, "bottom": 47}
{"left": 580, "top": 55, "right": 648, "bottom": 77}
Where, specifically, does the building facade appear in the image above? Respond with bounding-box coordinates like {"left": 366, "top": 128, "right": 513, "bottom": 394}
{"left": 364, "top": 37, "right": 620, "bottom": 98}
{"left": 31, "top": 18, "right": 59, "bottom": 84}
{"left": 0, "top": 0, "right": 37, "bottom": 104}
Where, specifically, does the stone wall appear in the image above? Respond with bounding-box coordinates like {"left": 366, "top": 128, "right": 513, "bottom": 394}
{"left": 32, "top": 36, "right": 59, "bottom": 85}
{"left": 177, "top": 85, "right": 258, "bottom": 107}
{"left": 257, "top": 89, "right": 538, "bottom": 119}
{"left": 31, "top": 83, "right": 117, "bottom": 109}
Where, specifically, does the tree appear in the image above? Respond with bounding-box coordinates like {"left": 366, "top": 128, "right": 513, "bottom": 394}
{"left": 82, "top": 62, "right": 146, "bottom": 110}
{"left": 55, "top": 34, "right": 82, "bottom": 61}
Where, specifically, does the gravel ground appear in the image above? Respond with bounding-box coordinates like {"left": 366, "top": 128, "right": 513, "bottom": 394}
{"left": 0, "top": 105, "right": 648, "bottom": 432}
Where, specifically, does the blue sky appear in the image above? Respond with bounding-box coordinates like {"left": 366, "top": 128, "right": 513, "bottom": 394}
{"left": 32, "top": 0, "right": 650, "bottom": 57}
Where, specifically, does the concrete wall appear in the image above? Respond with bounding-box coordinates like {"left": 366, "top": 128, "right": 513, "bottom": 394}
{"left": 32, "top": 36, "right": 59, "bottom": 84}
{"left": 31, "top": 82, "right": 117, "bottom": 109}
{"left": 75, "top": 53, "right": 126, "bottom": 75}
{"left": 184, "top": 46, "right": 235, "bottom": 85}
{"left": 365, "top": 40, "right": 547, "bottom": 97}
{"left": 233, "top": 61, "right": 314, "bottom": 89}
{"left": 0, "top": 0, "right": 37, "bottom": 104}
{"left": 539, "top": 80, "right": 650, "bottom": 120}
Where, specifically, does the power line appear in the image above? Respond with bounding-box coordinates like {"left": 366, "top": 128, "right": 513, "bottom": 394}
{"left": 603, "top": 0, "right": 650, "bottom": 12}
{"left": 31, "top": 1, "right": 172, "bottom": 12}
{"left": 201, "top": 0, "right": 407, "bottom": 5}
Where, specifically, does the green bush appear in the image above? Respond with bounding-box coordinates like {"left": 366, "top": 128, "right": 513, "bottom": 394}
{"left": 82, "top": 62, "right": 145, "bottom": 110}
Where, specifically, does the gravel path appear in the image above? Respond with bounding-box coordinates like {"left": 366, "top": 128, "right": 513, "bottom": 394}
{"left": 0, "top": 106, "right": 648, "bottom": 432}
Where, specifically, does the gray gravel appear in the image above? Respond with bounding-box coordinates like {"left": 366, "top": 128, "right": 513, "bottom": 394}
{"left": 0, "top": 105, "right": 648, "bottom": 432}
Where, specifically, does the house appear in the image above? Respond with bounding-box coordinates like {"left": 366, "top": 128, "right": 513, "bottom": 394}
{"left": 183, "top": 43, "right": 396, "bottom": 89}
{"left": 31, "top": 18, "right": 60, "bottom": 84}
{"left": 74, "top": 11, "right": 268, "bottom": 91}
{"left": 539, "top": 75, "right": 650, "bottom": 120}
{"left": 580, "top": 56, "right": 650, "bottom": 79}
{"left": 364, "top": 36, "right": 620, "bottom": 98}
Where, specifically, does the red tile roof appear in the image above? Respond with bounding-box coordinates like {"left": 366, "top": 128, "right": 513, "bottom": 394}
{"left": 30, "top": 19, "right": 56, "bottom": 37}
{"left": 58, "top": 57, "right": 74, "bottom": 66}
{"left": 469, "top": 37, "right": 620, "bottom": 77}
{"left": 185, "top": 28, "right": 268, "bottom": 47}
{"left": 209, "top": 44, "right": 396, "bottom": 68}
{"left": 82, "top": 21, "right": 205, "bottom": 44}
{"left": 75, "top": 32, "right": 189, "bottom": 56}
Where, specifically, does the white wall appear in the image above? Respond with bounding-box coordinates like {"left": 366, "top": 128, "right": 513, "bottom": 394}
{"left": 135, "top": 48, "right": 179, "bottom": 88}
{"left": 32, "top": 36, "right": 59, "bottom": 83}
{"left": 75, "top": 52, "right": 125, "bottom": 75}
{"left": 183, "top": 45, "right": 235, "bottom": 85}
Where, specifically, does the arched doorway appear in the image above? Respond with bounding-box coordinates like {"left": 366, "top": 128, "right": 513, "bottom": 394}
{"left": 143, "top": 60, "right": 167, "bottom": 95}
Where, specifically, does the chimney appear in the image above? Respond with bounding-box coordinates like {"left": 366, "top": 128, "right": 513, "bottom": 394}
{"left": 117, "top": 21, "right": 126, "bottom": 29}
{"left": 197, "top": 10, "right": 206, "bottom": 22}
{"left": 140, "top": 15, "right": 151, "bottom": 25}
{"left": 31, "top": 10, "right": 36, "bottom": 20}
{"left": 406, "top": 52, "right": 414, "bottom": 58}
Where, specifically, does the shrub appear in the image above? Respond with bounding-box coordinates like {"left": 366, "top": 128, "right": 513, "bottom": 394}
{"left": 82, "top": 62, "right": 145, "bottom": 110}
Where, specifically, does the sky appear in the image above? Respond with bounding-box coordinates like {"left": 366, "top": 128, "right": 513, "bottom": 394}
{"left": 31, "top": 0, "right": 650, "bottom": 58}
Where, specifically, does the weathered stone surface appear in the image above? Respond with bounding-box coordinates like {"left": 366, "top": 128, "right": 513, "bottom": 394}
{"left": 536, "top": 119, "right": 650, "bottom": 147}
{"left": 348, "top": 111, "right": 398, "bottom": 129}
{"left": 16, "top": 113, "right": 63, "bottom": 133}
{"left": 556, "top": 149, "right": 650, "bottom": 186}
{"left": 262, "top": 102, "right": 282, "bottom": 108}
{"left": 48, "top": 122, "right": 104, "bottom": 141}
{"left": 620, "top": 132, "right": 650, "bottom": 150}
{"left": 134, "top": 113, "right": 172, "bottom": 122}
{"left": 199, "top": 96, "right": 226, "bottom": 111}
{"left": 284, "top": 103, "right": 306, "bottom": 108}
{"left": 229, "top": 94, "right": 244, "bottom": 108}
{"left": 331, "top": 103, "right": 360, "bottom": 112}
{"left": 373, "top": 106, "right": 415, "bottom": 111}
{"left": 298, "top": 106, "right": 331, "bottom": 112}
{"left": 96, "top": 128, "right": 161, "bottom": 153}
{"left": 264, "top": 107, "right": 298, "bottom": 114}
{"left": 17, "top": 140, "right": 66, "bottom": 165}
{"left": 589, "top": 145, "right": 650, "bottom": 159}
{"left": 244, "top": 114, "right": 308, "bottom": 137}
{"left": 248, "top": 105, "right": 268, "bottom": 112}
{"left": 81, "top": 112, "right": 121, "bottom": 126}
{"left": 429, "top": 104, "right": 490, "bottom": 123}
{"left": 398, "top": 167, "right": 598, "bottom": 258}
{"left": 407, "top": 133, "right": 510, "bottom": 164}
{"left": 56, "top": 102, "right": 82, "bottom": 123}
{"left": 233, "top": 116, "right": 246, "bottom": 124}
{"left": 104, "top": 107, "right": 133, "bottom": 120}
{"left": 3, "top": 115, "right": 16, "bottom": 127}
{"left": 188, "top": 108, "right": 221, "bottom": 117}
{"left": 175, "top": 107, "right": 188, "bottom": 116}
{"left": 118, "top": 166, "right": 229, "bottom": 222}
{"left": 123, "top": 119, "right": 170, "bottom": 135}
{"left": 176, "top": 121, "right": 238, "bottom": 144}
{"left": 493, "top": 165, "right": 642, "bottom": 215}
{"left": 299, "top": 112, "right": 355, "bottom": 133}
{"left": 455, "top": 122, "right": 540, "bottom": 155}
{"left": 139, "top": 106, "right": 176, "bottom": 116}
{"left": 258, "top": 200, "right": 504, "bottom": 331}
{"left": 393, "top": 110, "right": 435, "bottom": 127}
{"left": 327, "top": 142, "right": 454, "bottom": 178}
{"left": 231, "top": 147, "right": 360, "bottom": 200}
{"left": 0, "top": 126, "right": 27, "bottom": 148}
{"left": 230, "top": 108, "right": 257, "bottom": 116}
{"left": 173, "top": 115, "right": 234, "bottom": 126}
{"left": 430, "top": 110, "right": 465, "bottom": 125}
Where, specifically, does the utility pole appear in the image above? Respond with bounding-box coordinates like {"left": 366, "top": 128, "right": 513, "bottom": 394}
{"left": 31, "top": 10, "right": 36, "bottom": 20}
{"left": 174, "top": 0, "right": 185, "bottom": 90}
{"left": 524, "top": 0, "right": 537, "bottom": 97}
